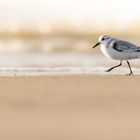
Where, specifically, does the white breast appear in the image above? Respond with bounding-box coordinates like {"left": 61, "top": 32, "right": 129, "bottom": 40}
{"left": 100, "top": 44, "right": 114, "bottom": 59}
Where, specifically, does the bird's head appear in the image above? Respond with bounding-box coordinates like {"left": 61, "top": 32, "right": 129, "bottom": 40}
{"left": 92, "top": 35, "right": 111, "bottom": 48}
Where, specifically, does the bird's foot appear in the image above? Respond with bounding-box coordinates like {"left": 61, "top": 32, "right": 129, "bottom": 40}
{"left": 105, "top": 68, "right": 112, "bottom": 72}
{"left": 126, "top": 72, "right": 133, "bottom": 76}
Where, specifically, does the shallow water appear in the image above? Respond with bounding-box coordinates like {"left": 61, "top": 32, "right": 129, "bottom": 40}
{"left": 0, "top": 37, "right": 140, "bottom": 76}
{"left": 0, "top": 52, "right": 140, "bottom": 76}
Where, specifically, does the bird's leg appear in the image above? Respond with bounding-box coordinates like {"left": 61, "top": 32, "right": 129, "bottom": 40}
{"left": 105, "top": 61, "right": 122, "bottom": 72}
{"left": 126, "top": 60, "right": 133, "bottom": 76}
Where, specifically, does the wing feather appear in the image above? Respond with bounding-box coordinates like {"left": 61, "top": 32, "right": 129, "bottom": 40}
{"left": 112, "top": 40, "right": 140, "bottom": 53}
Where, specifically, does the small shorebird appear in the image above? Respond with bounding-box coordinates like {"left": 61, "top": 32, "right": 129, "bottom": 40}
{"left": 93, "top": 35, "right": 140, "bottom": 75}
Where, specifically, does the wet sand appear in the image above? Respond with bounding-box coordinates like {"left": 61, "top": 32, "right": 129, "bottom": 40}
{"left": 0, "top": 75, "right": 140, "bottom": 140}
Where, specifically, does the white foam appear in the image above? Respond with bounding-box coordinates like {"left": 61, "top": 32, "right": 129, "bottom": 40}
{"left": 0, "top": 66, "right": 139, "bottom": 76}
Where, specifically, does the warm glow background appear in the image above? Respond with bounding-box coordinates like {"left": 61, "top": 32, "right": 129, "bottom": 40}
{"left": 1, "top": 0, "right": 140, "bottom": 33}
{"left": 1, "top": 2, "right": 140, "bottom": 140}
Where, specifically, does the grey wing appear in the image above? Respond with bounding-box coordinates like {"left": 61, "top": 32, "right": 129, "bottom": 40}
{"left": 113, "top": 40, "right": 140, "bottom": 53}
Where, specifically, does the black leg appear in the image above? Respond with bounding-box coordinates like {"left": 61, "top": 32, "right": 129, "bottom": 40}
{"left": 126, "top": 60, "right": 133, "bottom": 75}
{"left": 105, "top": 61, "right": 122, "bottom": 72}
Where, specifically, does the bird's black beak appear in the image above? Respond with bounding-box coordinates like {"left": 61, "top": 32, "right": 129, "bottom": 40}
{"left": 92, "top": 42, "right": 100, "bottom": 48}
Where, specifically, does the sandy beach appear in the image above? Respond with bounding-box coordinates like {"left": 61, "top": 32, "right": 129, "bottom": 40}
{"left": 0, "top": 75, "right": 140, "bottom": 140}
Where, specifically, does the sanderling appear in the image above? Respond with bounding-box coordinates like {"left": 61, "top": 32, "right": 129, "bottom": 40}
{"left": 92, "top": 35, "right": 140, "bottom": 75}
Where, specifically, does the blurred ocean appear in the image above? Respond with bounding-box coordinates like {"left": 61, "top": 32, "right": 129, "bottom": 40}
{"left": 0, "top": 37, "right": 140, "bottom": 76}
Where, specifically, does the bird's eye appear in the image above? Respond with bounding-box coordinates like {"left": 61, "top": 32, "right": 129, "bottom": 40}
{"left": 102, "top": 38, "right": 105, "bottom": 41}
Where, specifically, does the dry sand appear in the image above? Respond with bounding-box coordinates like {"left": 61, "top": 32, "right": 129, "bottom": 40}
{"left": 0, "top": 75, "right": 140, "bottom": 140}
